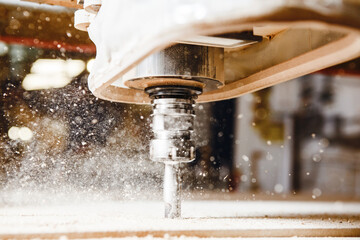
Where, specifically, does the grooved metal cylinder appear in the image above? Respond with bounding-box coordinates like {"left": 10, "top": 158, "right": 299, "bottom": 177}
{"left": 150, "top": 97, "right": 195, "bottom": 163}
{"left": 147, "top": 86, "right": 200, "bottom": 163}
{"left": 146, "top": 86, "right": 200, "bottom": 218}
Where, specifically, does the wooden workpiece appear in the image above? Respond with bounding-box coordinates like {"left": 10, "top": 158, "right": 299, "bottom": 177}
{"left": 0, "top": 200, "right": 359, "bottom": 239}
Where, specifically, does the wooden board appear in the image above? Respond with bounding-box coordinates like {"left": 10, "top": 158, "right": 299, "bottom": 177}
{"left": 1, "top": 200, "right": 360, "bottom": 239}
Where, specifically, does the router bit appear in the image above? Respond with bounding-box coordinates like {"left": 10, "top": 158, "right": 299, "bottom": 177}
{"left": 163, "top": 163, "right": 181, "bottom": 218}
{"left": 131, "top": 44, "right": 223, "bottom": 218}
{"left": 146, "top": 86, "right": 201, "bottom": 218}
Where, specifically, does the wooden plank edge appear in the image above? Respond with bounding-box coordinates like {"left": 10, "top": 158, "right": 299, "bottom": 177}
{"left": 198, "top": 33, "right": 360, "bottom": 102}
{"left": 1, "top": 228, "right": 359, "bottom": 239}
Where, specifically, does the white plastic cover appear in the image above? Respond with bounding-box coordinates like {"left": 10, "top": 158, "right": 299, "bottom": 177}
{"left": 86, "top": 0, "right": 352, "bottom": 102}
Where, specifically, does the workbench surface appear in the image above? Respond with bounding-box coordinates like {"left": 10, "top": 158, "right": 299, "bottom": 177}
{"left": 0, "top": 200, "right": 359, "bottom": 239}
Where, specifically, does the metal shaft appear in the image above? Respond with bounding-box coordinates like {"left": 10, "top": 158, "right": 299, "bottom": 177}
{"left": 146, "top": 86, "right": 200, "bottom": 218}
{"left": 164, "top": 163, "right": 181, "bottom": 218}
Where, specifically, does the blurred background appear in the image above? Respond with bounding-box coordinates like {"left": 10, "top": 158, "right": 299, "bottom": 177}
{"left": 0, "top": 0, "right": 359, "bottom": 205}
